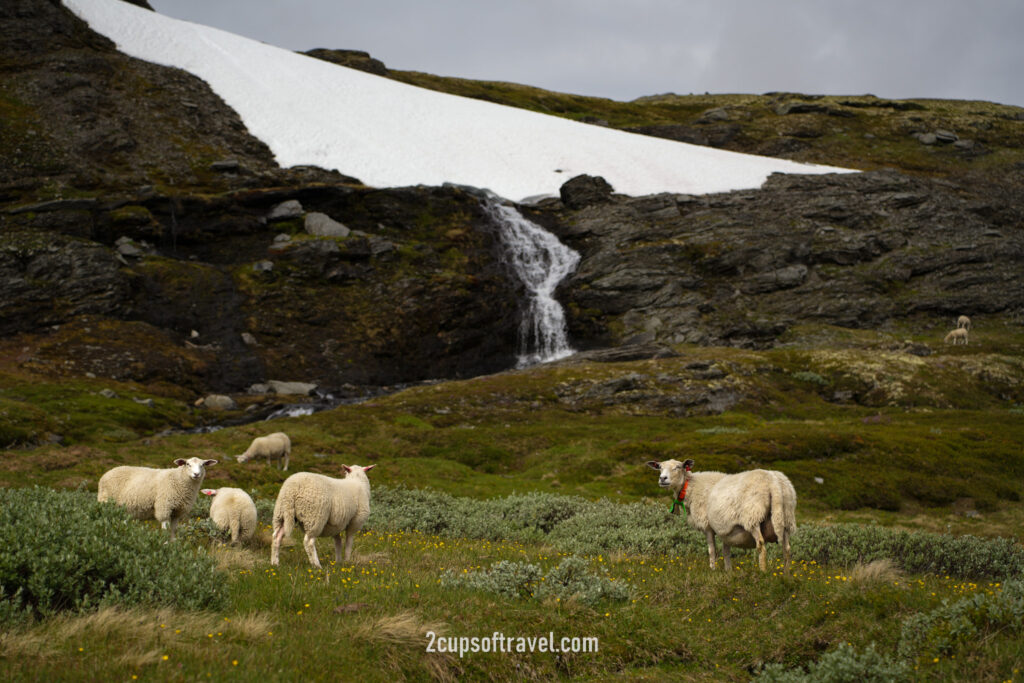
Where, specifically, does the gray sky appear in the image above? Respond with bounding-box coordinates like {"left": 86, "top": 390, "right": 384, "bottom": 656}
{"left": 149, "top": 0, "right": 1024, "bottom": 107}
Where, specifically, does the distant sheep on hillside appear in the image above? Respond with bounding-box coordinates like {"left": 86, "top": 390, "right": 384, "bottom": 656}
{"left": 944, "top": 328, "right": 969, "bottom": 345}
{"left": 236, "top": 432, "right": 291, "bottom": 470}
{"left": 957, "top": 315, "right": 972, "bottom": 330}
{"left": 646, "top": 459, "right": 796, "bottom": 572}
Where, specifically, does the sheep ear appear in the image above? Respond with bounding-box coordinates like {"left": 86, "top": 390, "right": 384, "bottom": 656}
{"left": 174, "top": 458, "right": 187, "bottom": 467}
{"left": 682, "top": 459, "right": 695, "bottom": 471}
{"left": 203, "top": 459, "right": 218, "bottom": 467}
{"left": 343, "top": 465, "right": 352, "bottom": 473}
{"left": 362, "top": 464, "right": 376, "bottom": 473}
{"left": 645, "top": 460, "right": 661, "bottom": 470}
{"left": 201, "top": 489, "right": 217, "bottom": 496}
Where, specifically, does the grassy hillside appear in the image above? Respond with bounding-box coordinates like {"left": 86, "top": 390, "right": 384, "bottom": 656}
{"left": 3, "top": 319, "right": 1024, "bottom": 679}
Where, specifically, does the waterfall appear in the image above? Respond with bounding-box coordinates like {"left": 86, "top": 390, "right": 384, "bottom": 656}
{"left": 486, "top": 201, "right": 581, "bottom": 367}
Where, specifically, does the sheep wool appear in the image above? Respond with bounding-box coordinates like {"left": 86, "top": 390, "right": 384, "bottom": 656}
{"left": 201, "top": 487, "right": 258, "bottom": 544}
{"left": 270, "top": 465, "right": 375, "bottom": 568}
{"left": 647, "top": 459, "right": 797, "bottom": 573}
{"left": 236, "top": 432, "right": 291, "bottom": 470}
{"left": 98, "top": 457, "right": 217, "bottom": 540}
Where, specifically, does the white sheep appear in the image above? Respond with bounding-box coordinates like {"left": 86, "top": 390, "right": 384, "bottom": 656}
{"left": 236, "top": 432, "right": 291, "bottom": 470}
{"left": 201, "top": 487, "right": 258, "bottom": 544}
{"left": 98, "top": 457, "right": 217, "bottom": 540}
{"left": 270, "top": 465, "right": 375, "bottom": 568}
{"left": 944, "top": 328, "right": 969, "bottom": 345}
{"left": 957, "top": 315, "right": 972, "bottom": 331}
{"left": 646, "top": 458, "right": 796, "bottom": 572}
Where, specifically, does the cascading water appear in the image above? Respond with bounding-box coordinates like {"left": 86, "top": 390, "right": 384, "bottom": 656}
{"left": 486, "top": 201, "right": 581, "bottom": 367}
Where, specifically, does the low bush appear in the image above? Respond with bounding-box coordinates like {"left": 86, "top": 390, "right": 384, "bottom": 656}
{"left": 443, "top": 556, "right": 630, "bottom": 606}
{"left": 0, "top": 487, "right": 227, "bottom": 625}
{"left": 898, "top": 579, "right": 1024, "bottom": 661}
{"left": 794, "top": 524, "right": 1024, "bottom": 580}
{"left": 757, "top": 642, "right": 910, "bottom": 682}
{"left": 370, "top": 487, "right": 1024, "bottom": 581}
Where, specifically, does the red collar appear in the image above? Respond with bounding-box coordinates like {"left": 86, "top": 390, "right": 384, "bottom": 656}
{"left": 677, "top": 479, "right": 689, "bottom": 501}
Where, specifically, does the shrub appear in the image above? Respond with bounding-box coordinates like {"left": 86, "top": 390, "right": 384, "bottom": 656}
{"left": 794, "top": 524, "right": 1024, "bottom": 580}
{"left": 791, "top": 371, "right": 829, "bottom": 386}
{"left": 442, "top": 560, "right": 542, "bottom": 600}
{"left": 370, "top": 487, "right": 1024, "bottom": 581}
{"left": 444, "top": 557, "right": 631, "bottom": 606}
{"left": 757, "top": 642, "right": 910, "bottom": 682}
{"left": 0, "top": 487, "right": 227, "bottom": 625}
{"left": 535, "top": 556, "right": 631, "bottom": 605}
{"left": 898, "top": 579, "right": 1024, "bottom": 661}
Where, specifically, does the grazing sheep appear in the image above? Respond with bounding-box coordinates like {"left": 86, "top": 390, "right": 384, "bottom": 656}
{"left": 944, "top": 328, "right": 969, "bottom": 345}
{"left": 270, "top": 465, "right": 375, "bottom": 568}
{"left": 236, "top": 432, "right": 291, "bottom": 470}
{"left": 201, "top": 487, "right": 258, "bottom": 544}
{"left": 646, "top": 459, "right": 796, "bottom": 572}
{"left": 98, "top": 457, "right": 217, "bottom": 540}
{"left": 957, "top": 315, "right": 972, "bottom": 331}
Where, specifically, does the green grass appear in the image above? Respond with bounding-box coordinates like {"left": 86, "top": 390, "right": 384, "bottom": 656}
{"left": 2, "top": 520, "right": 1022, "bottom": 682}
{"left": 3, "top": 326, "right": 1024, "bottom": 680}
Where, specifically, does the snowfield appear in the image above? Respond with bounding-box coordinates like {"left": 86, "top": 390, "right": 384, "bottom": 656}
{"left": 64, "top": 0, "right": 854, "bottom": 202}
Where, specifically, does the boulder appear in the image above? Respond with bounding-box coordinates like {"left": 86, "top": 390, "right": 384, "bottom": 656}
{"left": 305, "top": 212, "right": 351, "bottom": 237}
{"left": 559, "top": 174, "right": 614, "bottom": 209}
{"left": 268, "top": 200, "right": 303, "bottom": 222}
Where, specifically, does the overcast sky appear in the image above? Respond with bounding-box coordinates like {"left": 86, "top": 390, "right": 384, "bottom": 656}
{"left": 148, "top": 0, "right": 1024, "bottom": 107}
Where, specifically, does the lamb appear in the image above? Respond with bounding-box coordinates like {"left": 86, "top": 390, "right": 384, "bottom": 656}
{"left": 270, "top": 465, "right": 375, "bottom": 568}
{"left": 646, "top": 458, "right": 796, "bottom": 572}
{"left": 98, "top": 457, "right": 217, "bottom": 540}
{"left": 236, "top": 432, "right": 291, "bottom": 470}
{"left": 201, "top": 487, "right": 258, "bottom": 544}
{"left": 957, "top": 315, "right": 972, "bottom": 330}
{"left": 944, "top": 328, "right": 969, "bottom": 345}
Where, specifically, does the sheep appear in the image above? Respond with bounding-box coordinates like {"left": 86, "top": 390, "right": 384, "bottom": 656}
{"left": 646, "top": 458, "right": 796, "bottom": 573}
{"left": 200, "top": 487, "right": 258, "bottom": 544}
{"left": 98, "top": 457, "right": 217, "bottom": 540}
{"left": 957, "top": 315, "right": 972, "bottom": 331}
{"left": 270, "top": 465, "right": 375, "bottom": 568}
{"left": 236, "top": 432, "right": 291, "bottom": 470}
{"left": 944, "top": 328, "right": 969, "bottom": 345}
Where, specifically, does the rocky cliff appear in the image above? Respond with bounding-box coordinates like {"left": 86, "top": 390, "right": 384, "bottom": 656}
{"left": 2, "top": 0, "right": 1022, "bottom": 400}
{"left": 535, "top": 171, "right": 1024, "bottom": 349}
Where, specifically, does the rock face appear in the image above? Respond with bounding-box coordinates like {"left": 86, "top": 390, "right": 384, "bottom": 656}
{"left": 534, "top": 171, "right": 1024, "bottom": 348}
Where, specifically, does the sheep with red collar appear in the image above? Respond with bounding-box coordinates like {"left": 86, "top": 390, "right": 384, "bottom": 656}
{"left": 98, "top": 457, "right": 217, "bottom": 540}
{"left": 646, "top": 458, "right": 796, "bottom": 572}
{"left": 201, "top": 487, "right": 258, "bottom": 544}
{"left": 270, "top": 464, "right": 375, "bottom": 568}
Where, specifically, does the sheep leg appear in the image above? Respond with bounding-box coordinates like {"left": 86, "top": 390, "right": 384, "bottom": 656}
{"left": 343, "top": 528, "right": 357, "bottom": 562}
{"left": 282, "top": 453, "right": 289, "bottom": 471}
{"left": 704, "top": 529, "right": 718, "bottom": 570}
{"left": 333, "top": 535, "right": 345, "bottom": 563}
{"left": 303, "top": 534, "right": 322, "bottom": 569}
{"left": 752, "top": 526, "right": 767, "bottom": 572}
{"left": 781, "top": 529, "right": 792, "bottom": 574}
{"left": 229, "top": 518, "right": 240, "bottom": 545}
{"left": 271, "top": 525, "right": 286, "bottom": 565}
{"left": 722, "top": 543, "right": 733, "bottom": 571}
